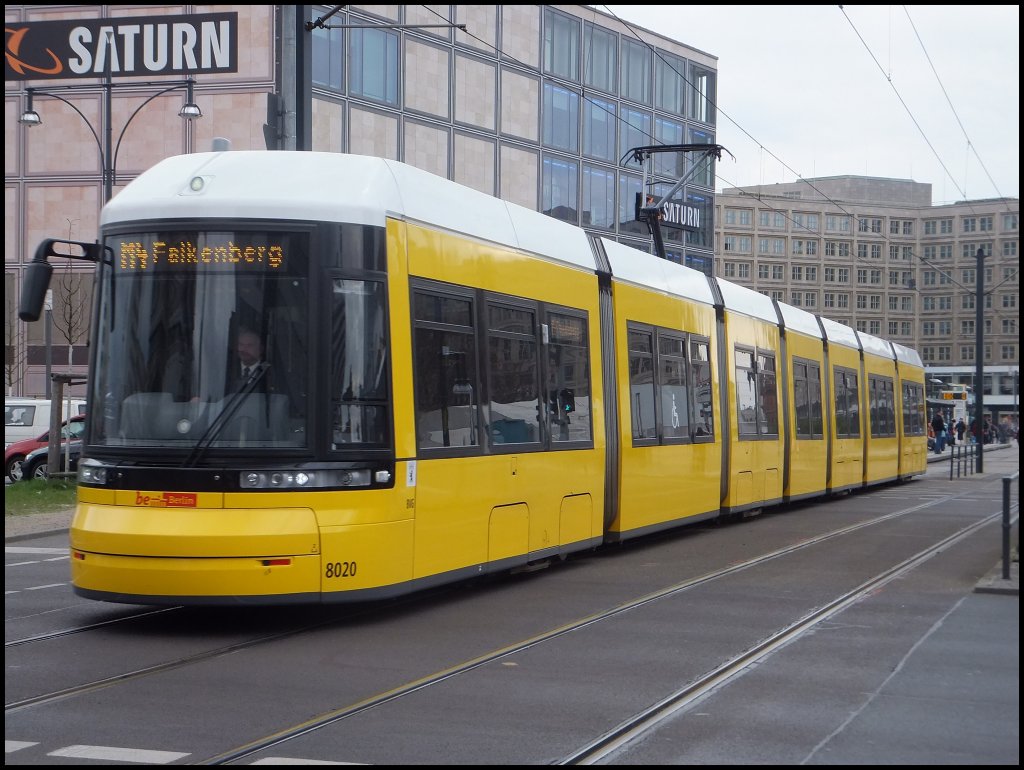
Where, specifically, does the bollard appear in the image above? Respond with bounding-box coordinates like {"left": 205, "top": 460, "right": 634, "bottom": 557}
{"left": 1003, "top": 473, "right": 1019, "bottom": 581}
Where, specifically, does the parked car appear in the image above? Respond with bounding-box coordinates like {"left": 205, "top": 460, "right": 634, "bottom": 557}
{"left": 7, "top": 416, "right": 85, "bottom": 482}
{"left": 5, "top": 397, "right": 87, "bottom": 448}
{"left": 21, "top": 440, "right": 84, "bottom": 481}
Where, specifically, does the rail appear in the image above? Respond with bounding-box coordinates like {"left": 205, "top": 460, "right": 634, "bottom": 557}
{"left": 948, "top": 441, "right": 978, "bottom": 479}
{"left": 1001, "top": 471, "right": 1019, "bottom": 581}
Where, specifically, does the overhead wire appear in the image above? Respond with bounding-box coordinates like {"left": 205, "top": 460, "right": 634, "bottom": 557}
{"left": 408, "top": 5, "right": 1016, "bottom": 341}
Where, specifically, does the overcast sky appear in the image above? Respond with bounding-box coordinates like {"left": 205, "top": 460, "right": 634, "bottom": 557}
{"left": 599, "top": 5, "right": 1019, "bottom": 205}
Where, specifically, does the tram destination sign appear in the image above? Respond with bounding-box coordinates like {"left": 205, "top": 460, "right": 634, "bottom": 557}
{"left": 117, "top": 237, "right": 285, "bottom": 272}
{"left": 5, "top": 12, "right": 238, "bottom": 81}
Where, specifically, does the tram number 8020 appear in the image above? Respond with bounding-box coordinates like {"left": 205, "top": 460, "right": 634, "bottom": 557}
{"left": 325, "top": 561, "right": 357, "bottom": 578}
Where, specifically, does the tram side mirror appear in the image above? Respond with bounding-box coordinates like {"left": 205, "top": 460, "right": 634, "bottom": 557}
{"left": 20, "top": 238, "right": 107, "bottom": 321}
{"left": 19, "top": 259, "right": 53, "bottom": 322}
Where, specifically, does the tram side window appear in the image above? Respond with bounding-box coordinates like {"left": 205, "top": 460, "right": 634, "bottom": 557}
{"left": 834, "top": 367, "right": 861, "bottom": 438}
{"left": 735, "top": 346, "right": 779, "bottom": 439}
{"left": 735, "top": 349, "right": 758, "bottom": 436}
{"left": 629, "top": 324, "right": 713, "bottom": 446}
{"left": 546, "top": 310, "right": 592, "bottom": 443}
{"left": 413, "top": 289, "right": 480, "bottom": 450}
{"left": 331, "top": 279, "right": 389, "bottom": 446}
{"left": 628, "top": 328, "right": 657, "bottom": 441}
{"left": 659, "top": 333, "right": 690, "bottom": 442}
{"left": 690, "top": 339, "right": 714, "bottom": 439}
{"left": 757, "top": 352, "right": 779, "bottom": 435}
{"left": 901, "top": 380, "right": 925, "bottom": 436}
{"left": 487, "top": 303, "right": 541, "bottom": 445}
{"left": 793, "top": 359, "right": 823, "bottom": 439}
{"left": 869, "top": 375, "right": 896, "bottom": 438}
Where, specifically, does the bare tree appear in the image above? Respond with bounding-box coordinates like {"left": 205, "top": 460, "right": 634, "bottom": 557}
{"left": 4, "top": 289, "right": 28, "bottom": 396}
{"left": 52, "top": 219, "right": 91, "bottom": 369}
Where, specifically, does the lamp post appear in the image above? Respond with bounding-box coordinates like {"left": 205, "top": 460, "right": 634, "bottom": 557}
{"left": 974, "top": 246, "right": 985, "bottom": 472}
{"left": 19, "top": 76, "right": 202, "bottom": 202}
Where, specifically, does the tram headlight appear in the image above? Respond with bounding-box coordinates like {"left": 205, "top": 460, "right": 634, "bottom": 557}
{"left": 238, "top": 469, "right": 374, "bottom": 489}
{"left": 78, "top": 460, "right": 109, "bottom": 486}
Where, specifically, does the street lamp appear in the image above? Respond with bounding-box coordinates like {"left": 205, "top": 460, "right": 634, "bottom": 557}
{"left": 19, "top": 77, "right": 202, "bottom": 202}
{"left": 974, "top": 246, "right": 985, "bottom": 472}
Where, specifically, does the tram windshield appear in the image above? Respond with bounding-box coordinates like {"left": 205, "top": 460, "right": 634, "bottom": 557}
{"left": 89, "top": 228, "right": 311, "bottom": 451}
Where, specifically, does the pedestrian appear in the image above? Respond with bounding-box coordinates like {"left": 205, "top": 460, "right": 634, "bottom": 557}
{"left": 955, "top": 418, "right": 966, "bottom": 445}
{"left": 930, "top": 410, "right": 946, "bottom": 454}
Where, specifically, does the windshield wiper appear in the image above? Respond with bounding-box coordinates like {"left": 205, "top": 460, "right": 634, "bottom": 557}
{"left": 181, "top": 367, "right": 268, "bottom": 467}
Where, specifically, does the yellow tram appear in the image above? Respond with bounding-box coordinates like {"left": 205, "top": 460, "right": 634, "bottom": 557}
{"left": 18, "top": 152, "right": 928, "bottom": 605}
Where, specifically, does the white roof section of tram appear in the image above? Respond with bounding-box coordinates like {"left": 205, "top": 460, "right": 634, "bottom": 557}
{"left": 818, "top": 316, "right": 861, "bottom": 351}
{"left": 891, "top": 341, "right": 924, "bottom": 367}
{"left": 714, "top": 275, "right": 779, "bottom": 324}
{"left": 601, "top": 238, "right": 715, "bottom": 306}
{"left": 776, "top": 301, "right": 823, "bottom": 339}
{"left": 103, "top": 151, "right": 598, "bottom": 272}
{"left": 857, "top": 330, "right": 896, "bottom": 360}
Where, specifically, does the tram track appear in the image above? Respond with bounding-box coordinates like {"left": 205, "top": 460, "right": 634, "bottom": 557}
{"left": 4, "top": 606, "right": 182, "bottom": 649}
{"left": 556, "top": 510, "right": 1002, "bottom": 765}
{"left": 191, "top": 481, "right": 1005, "bottom": 765}
{"left": 4, "top": 472, "right": 1010, "bottom": 763}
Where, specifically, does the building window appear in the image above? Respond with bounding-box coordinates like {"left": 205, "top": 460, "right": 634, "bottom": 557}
{"left": 620, "top": 38, "right": 652, "bottom": 104}
{"left": 581, "top": 164, "right": 615, "bottom": 230}
{"left": 620, "top": 106, "right": 652, "bottom": 170}
{"left": 689, "top": 63, "right": 715, "bottom": 124}
{"left": 688, "top": 126, "right": 715, "bottom": 187}
{"left": 543, "top": 82, "right": 579, "bottom": 152}
{"left": 653, "top": 116, "right": 684, "bottom": 177}
{"left": 543, "top": 8, "right": 580, "bottom": 81}
{"left": 350, "top": 27, "right": 399, "bottom": 105}
{"left": 582, "top": 96, "right": 616, "bottom": 161}
{"left": 654, "top": 50, "right": 686, "bottom": 114}
{"left": 541, "top": 155, "right": 579, "bottom": 224}
{"left": 312, "top": 24, "right": 344, "bottom": 91}
{"left": 583, "top": 22, "right": 616, "bottom": 93}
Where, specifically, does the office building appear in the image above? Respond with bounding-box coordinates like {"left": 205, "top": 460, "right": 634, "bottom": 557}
{"left": 715, "top": 177, "right": 1018, "bottom": 418}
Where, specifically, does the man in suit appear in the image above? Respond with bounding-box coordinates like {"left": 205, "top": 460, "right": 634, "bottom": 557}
{"left": 234, "top": 327, "right": 270, "bottom": 392}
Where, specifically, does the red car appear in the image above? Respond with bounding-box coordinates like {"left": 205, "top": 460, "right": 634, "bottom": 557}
{"left": 4, "top": 415, "right": 86, "bottom": 483}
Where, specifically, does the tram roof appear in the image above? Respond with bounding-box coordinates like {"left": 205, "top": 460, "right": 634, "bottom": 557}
{"left": 102, "top": 151, "right": 598, "bottom": 273}
{"left": 857, "top": 330, "right": 896, "bottom": 361}
{"left": 601, "top": 238, "right": 715, "bottom": 306}
{"left": 775, "top": 301, "right": 823, "bottom": 339}
{"left": 715, "top": 276, "right": 779, "bottom": 324}
{"left": 818, "top": 316, "right": 861, "bottom": 351}
{"left": 890, "top": 341, "right": 925, "bottom": 367}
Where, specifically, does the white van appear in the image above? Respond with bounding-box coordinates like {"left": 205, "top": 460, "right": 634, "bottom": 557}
{"left": 5, "top": 398, "right": 87, "bottom": 448}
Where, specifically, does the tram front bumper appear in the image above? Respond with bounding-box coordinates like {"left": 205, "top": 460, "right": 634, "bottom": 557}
{"left": 69, "top": 501, "right": 322, "bottom": 602}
